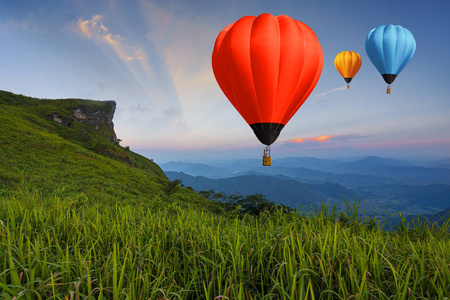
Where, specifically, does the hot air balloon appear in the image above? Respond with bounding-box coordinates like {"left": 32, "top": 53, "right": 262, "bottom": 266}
{"left": 334, "top": 51, "right": 362, "bottom": 88}
{"left": 365, "top": 24, "right": 416, "bottom": 94}
{"left": 212, "top": 13, "right": 323, "bottom": 166}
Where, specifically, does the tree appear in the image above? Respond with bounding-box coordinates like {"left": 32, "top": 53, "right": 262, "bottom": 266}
{"left": 164, "top": 179, "right": 183, "bottom": 201}
{"left": 238, "top": 194, "right": 275, "bottom": 216}
{"left": 199, "top": 189, "right": 293, "bottom": 217}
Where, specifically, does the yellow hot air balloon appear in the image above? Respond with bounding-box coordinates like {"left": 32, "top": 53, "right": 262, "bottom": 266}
{"left": 334, "top": 51, "right": 362, "bottom": 88}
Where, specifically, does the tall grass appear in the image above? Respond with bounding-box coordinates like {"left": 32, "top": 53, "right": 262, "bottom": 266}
{"left": 1, "top": 189, "right": 449, "bottom": 299}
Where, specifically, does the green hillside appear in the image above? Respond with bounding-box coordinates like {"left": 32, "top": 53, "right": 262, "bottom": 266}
{"left": 1, "top": 90, "right": 449, "bottom": 299}
{"left": 0, "top": 90, "right": 212, "bottom": 209}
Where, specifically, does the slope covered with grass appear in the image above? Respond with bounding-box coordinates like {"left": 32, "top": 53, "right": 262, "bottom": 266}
{"left": 0, "top": 90, "right": 211, "bottom": 209}
{"left": 1, "top": 191, "right": 449, "bottom": 299}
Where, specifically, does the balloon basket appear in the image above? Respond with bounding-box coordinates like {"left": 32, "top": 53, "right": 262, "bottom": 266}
{"left": 263, "top": 146, "right": 272, "bottom": 166}
{"left": 387, "top": 85, "right": 391, "bottom": 94}
{"left": 347, "top": 84, "right": 350, "bottom": 89}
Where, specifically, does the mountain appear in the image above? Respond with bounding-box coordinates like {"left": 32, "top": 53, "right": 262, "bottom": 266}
{"left": 162, "top": 153, "right": 450, "bottom": 219}
{"left": 425, "top": 207, "right": 450, "bottom": 225}
{"left": 165, "top": 171, "right": 358, "bottom": 210}
{"left": 371, "top": 184, "right": 450, "bottom": 210}
{"left": 232, "top": 165, "right": 405, "bottom": 188}
{"left": 162, "top": 155, "right": 450, "bottom": 186}
{"left": 385, "top": 206, "right": 450, "bottom": 231}
{"left": 345, "top": 156, "right": 413, "bottom": 170}
{"left": 365, "top": 165, "right": 450, "bottom": 185}
{"left": 428, "top": 158, "right": 450, "bottom": 169}
{"left": 0, "top": 90, "right": 210, "bottom": 209}
{"left": 161, "top": 161, "right": 231, "bottom": 178}
{"left": 265, "top": 156, "right": 344, "bottom": 171}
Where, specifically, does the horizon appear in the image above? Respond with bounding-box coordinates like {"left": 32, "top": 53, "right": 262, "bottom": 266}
{"left": 154, "top": 153, "right": 449, "bottom": 166}
{"left": 1, "top": 0, "right": 449, "bottom": 163}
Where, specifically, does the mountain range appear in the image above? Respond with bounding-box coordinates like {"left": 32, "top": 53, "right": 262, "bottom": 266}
{"left": 162, "top": 156, "right": 450, "bottom": 219}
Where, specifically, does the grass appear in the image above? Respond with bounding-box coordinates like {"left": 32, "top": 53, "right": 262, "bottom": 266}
{"left": 0, "top": 90, "right": 164, "bottom": 180}
{"left": 0, "top": 90, "right": 214, "bottom": 210}
{"left": 1, "top": 90, "right": 449, "bottom": 299}
{"left": 0, "top": 189, "right": 449, "bottom": 299}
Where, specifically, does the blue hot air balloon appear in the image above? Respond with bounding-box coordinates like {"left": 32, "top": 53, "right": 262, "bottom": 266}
{"left": 365, "top": 24, "right": 416, "bottom": 94}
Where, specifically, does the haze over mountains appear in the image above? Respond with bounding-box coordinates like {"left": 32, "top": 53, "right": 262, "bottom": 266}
{"left": 162, "top": 156, "right": 450, "bottom": 220}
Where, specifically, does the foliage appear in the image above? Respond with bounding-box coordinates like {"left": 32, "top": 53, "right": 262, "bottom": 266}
{"left": 0, "top": 90, "right": 217, "bottom": 210}
{"left": 0, "top": 90, "right": 164, "bottom": 178}
{"left": 0, "top": 189, "right": 449, "bottom": 299}
{"left": 199, "top": 189, "right": 293, "bottom": 217}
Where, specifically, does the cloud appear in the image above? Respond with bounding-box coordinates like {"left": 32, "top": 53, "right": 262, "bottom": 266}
{"left": 288, "top": 135, "right": 338, "bottom": 144}
{"left": 284, "top": 134, "right": 369, "bottom": 148}
{"left": 315, "top": 86, "right": 347, "bottom": 98}
{"left": 76, "top": 14, "right": 103, "bottom": 38}
{"left": 75, "top": 15, "right": 152, "bottom": 72}
{"left": 290, "top": 138, "right": 305, "bottom": 143}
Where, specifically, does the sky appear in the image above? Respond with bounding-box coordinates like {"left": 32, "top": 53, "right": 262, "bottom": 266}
{"left": 1, "top": 0, "right": 449, "bottom": 163}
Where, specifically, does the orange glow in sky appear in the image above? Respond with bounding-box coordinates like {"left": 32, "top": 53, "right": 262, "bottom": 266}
{"left": 309, "top": 135, "right": 337, "bottom": 142}
{"left": 290, "top": 138, "right": 305, "bottom": 143}
{"left": 289, "top": 135, "right": 337, "bottom": 143}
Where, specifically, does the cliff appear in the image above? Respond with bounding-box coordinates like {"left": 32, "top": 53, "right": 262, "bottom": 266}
{"left": 0, "top": 90, "right": 164, "bottom": 177}
{"left": 0, "top": 90, "right": 216, "bottom": 210}
{"left": 48, "top": 99, "right": 117, "bottom": 143}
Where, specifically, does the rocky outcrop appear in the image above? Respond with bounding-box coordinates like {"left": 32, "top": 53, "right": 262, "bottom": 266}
{"left": 48, "top": 100, "right": 117, "bottom": 143}
{"left": 48, "top": 112, "right": 69, "bottom": 127}
{"left": 71, "top": 101, "right": 117, "bottom": 143}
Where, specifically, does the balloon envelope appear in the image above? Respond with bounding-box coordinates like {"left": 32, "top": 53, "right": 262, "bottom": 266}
{"left": 365, "top": 24, "right": 416, "bottom": 84}
{"left": 212, "top": 13, "right": 323, "bottom": 146}
{"left": 334, "top": 51, "right": 362, "bottom": 85}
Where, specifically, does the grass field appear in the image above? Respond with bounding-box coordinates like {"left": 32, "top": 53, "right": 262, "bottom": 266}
{"left": 1, "top": 189, "right": 449, "bottom": 299}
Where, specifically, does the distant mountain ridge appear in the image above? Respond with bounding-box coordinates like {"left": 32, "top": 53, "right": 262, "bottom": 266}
{"left": 346, "top": 155, "right": 414, "bottom": 169}
{"left": 428, "top": 158, "right": 450, "bottom": 169}
{"left": 165, "top": 171, "right": 357, "bottom": 209}
{"left": 162, "top": 161, "right": 231, "bottom": 178}
{"left": 162, "top": 156, "right": 450, "bottom": 219}
{"left": 161, "top": 156, "right": 450, "bottom": 185}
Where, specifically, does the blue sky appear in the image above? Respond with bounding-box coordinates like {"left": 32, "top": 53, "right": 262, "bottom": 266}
{"left": 1, "top": 0, "right": 449, "bottom": 163}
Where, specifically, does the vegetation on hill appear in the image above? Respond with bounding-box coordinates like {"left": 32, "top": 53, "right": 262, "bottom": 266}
{"left": 0, "top": 90, "right": 212, "bottom": 209}
{"left": 1, "top": 190, "right": 449, "bottom": 299}
{"left": 0, "top": 90, "right": 449, "bottom": 299}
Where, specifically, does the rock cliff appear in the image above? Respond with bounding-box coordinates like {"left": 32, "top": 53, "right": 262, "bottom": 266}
{"left": 71, "top": 100, "right": 117, "bottom": 143}
{"left": 47, "top": 100, "right": 117, "bottom": 143}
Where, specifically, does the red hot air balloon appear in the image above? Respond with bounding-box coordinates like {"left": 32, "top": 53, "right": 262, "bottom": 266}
{"left": 212, "top": 13, "right": 323, "bottom": 165}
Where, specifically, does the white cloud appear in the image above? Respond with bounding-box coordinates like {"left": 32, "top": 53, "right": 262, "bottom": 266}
{"left": 75, "top": 15, "right": 153, "bottom": 73}
{"left": 315, "top": 86, "right": 347, "bottom": 98}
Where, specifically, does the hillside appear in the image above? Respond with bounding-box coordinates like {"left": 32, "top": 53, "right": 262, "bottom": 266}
{"left": 0, "top": 90, "right": 212, "bottom": 209}
{"left": 1, "top": 90, "right": 449, "bottom": 299}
